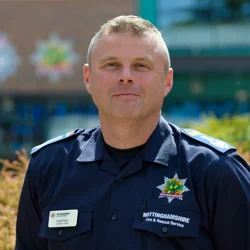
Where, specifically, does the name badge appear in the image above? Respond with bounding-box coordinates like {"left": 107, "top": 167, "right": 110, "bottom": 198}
{"left": 48, "top": 209, "right": 78, "bottom": 228}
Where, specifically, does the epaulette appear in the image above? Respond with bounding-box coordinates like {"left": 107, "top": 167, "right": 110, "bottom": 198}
{"left": 181, "top": 128, "right": 236, "bottom": 153}
{"left": 30, "top": 129, "right": 84, "bottom": 155}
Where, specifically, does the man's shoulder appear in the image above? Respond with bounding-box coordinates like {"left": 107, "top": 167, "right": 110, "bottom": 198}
{"left": 30, "top": 129, "right": 84, "bottom": 155}
{"left": 162, "top": 119, "right": 236, "bottom": 154}
{"left": 180, "top": 128, "right": 236, "bottom": 154}
{"left": 30, "top": 127, "right": 98, "bottom": 155}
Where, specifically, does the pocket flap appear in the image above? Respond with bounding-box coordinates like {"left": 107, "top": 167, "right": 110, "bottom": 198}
{"left": 39, "top": 209, "right": 92, "bottom": 241}
{"left": 133, "top": 207, "right": 200, "bottom": 237}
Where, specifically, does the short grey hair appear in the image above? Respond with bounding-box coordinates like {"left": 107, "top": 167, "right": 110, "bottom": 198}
{"left": 87, "top": 15, "right": 170, "bottom": 73}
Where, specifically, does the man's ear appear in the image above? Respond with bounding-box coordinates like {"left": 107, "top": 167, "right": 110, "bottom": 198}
{"left": 83, "top": 64, "right": 91, "bottom": 94}
{"left": 164, "top": 68, "right": 173, "bottom": 97}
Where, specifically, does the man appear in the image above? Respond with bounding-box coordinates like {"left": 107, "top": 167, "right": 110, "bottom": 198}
{"left": 16, "top": 15, "right": 250, "bottom": 250}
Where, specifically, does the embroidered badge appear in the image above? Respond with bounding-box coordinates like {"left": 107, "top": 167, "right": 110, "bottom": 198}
{"left": 62, "top": 130, "right": 74, "bottom": 139}
{"left": 30, "top": 129, "right": 83, "bottom": 155}
{"left": 181, "top": 128, "right": 235, "bottom": 153}
{"left": 156, "top": 174, "right": 190, "bottom": 203}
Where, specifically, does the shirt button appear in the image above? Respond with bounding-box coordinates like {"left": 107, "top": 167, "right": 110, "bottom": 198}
{"left": 58, "top": 230, "right": 63, "bottom": 236}
{"left": 111, "top": 214, "right": 117, "bottom": 220}
{"left": 117, "top": 178, "right": 123, "bottom": 182}
{"left": 162, "top": 227, "right": 168, "bottom": 233}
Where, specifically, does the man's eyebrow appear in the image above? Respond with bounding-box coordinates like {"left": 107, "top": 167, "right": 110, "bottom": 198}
{"left": 99, "top": 56, "right": 118, "bottom": 64}
{"left": 133, "top": 57, "right": 153, "bottom": 63}
{"left": 98, "top": 56, "right": 153, "bottom": 64}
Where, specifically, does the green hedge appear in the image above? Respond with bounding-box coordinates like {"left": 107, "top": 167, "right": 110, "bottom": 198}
{"left": 184, "top": 114, "right": 250, "bottom": 152}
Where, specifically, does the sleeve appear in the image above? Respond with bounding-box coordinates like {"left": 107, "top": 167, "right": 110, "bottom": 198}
{"left": 206, "top": 152, "right": 250, "bottom": 250}
{"left": 15, "top": 156, "right": 48, "bottom": 250}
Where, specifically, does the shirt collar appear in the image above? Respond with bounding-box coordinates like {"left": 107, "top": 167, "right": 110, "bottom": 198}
{"left": 77, "top": 116, "right": 178, "bottom": 167}
{"left": 77, "top": 127, "right": 105, "bottom": 162}
{"left": 142, "top": 116, "right": 178, "bottom": 167}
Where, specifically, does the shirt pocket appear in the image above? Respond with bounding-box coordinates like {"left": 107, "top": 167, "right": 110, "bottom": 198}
{"left": 132, "top": 206, "right": 200, "bottom": 250}
{"left": 39, "top": 209, "right": 92, "bottom": 250}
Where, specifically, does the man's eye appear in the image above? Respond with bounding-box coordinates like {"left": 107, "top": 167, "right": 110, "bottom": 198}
{"left": 106, "top": 62, "right": 119, "bottom": 67}
{"left": 134, "top": 63, "right": 149, "bottom": 69}
{"left": 137, "top": 63, "right": 146, "bottom": 67}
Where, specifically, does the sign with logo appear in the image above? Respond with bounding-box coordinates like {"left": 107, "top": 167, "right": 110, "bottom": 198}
{"left": 0, "top": 33, "right": 20, "bottom": 83}
{"left": 30, "top": 33, "right": 80, "bottom": 83}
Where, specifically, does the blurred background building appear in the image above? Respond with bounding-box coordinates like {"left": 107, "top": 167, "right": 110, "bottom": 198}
{"left": 0, "top": 0, "right": 249, "bottom": 158}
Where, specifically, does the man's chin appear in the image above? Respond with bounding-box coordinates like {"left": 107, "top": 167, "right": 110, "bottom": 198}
{"left": 111, "top": 110, "right": 142, "bottom": 120}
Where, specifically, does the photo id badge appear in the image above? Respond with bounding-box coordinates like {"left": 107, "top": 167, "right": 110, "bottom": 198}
{"left": 48, "top": 209, "right": 78, "bottom": 228}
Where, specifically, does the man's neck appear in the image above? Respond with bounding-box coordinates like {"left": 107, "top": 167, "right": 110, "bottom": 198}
{"left": 99, "top": 114, "right": 160, "bottom": 149}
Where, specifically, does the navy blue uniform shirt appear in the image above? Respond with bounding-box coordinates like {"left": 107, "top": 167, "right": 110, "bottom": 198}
{"left": 15, "top": 117, "right": 250, "bottom": 250}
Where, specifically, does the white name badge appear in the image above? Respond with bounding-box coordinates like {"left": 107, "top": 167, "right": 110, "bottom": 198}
{"left": 48, "top": 209, "right": 78, "bottom": 228}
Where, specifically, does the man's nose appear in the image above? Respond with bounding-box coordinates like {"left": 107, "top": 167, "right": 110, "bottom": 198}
{"left": 117, "top": 66, "right": 134, "bottom": 84}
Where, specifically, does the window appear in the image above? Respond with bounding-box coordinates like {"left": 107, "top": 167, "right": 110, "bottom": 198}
{"left": 157, "top": 0, "right": 250, "bottom": 54}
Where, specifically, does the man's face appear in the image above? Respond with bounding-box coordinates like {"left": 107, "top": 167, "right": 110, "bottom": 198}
{"left": 84, "top": 32, "right": 173, "bottom": 121}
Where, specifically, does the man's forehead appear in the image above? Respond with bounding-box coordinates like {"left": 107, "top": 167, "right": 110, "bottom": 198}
{"left": 99, "top": 31, "right": 159, "bottom": 43}
{"left": 94, "top": 33, "right": 163, "bottom": 56}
